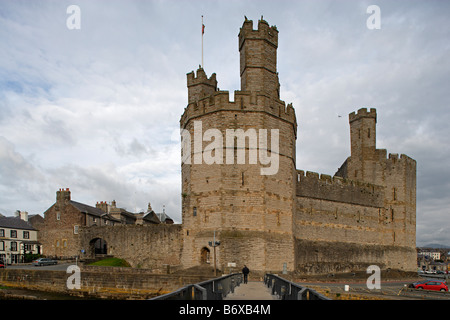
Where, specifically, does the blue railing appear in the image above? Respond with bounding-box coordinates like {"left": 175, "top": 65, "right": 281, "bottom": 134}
{"left": 264, "top": 273, "right": 331, "bottom": 300}
{"left": 149, "top": 273, "right": 243, "bottom": 300}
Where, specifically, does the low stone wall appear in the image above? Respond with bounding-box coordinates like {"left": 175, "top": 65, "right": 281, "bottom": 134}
{"left": 0, "top": 268, "right": 212, "bottom": 299}
{"left": 294, "top": 238, "right": 416, "bottom": 274}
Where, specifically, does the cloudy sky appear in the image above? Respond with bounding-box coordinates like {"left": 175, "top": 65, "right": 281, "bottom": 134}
{"left": 0, "top": 0, "right": 449, "bottom": 246}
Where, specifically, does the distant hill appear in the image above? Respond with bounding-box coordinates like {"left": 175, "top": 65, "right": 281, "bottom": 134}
{"left": 421, "top": 243, "right": 450, "bottom": 249}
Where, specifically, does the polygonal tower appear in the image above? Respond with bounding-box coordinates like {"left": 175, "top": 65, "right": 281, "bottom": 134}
{"left": 180, "top": 18, "right": 298, "bottom": 273}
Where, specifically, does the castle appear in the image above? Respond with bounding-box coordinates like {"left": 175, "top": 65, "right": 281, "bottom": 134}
{"left": 39, "top": 18, "right": 416, "bottom": 275}
{"left": 179, "top": 17, "right": 416, "bottom": 274}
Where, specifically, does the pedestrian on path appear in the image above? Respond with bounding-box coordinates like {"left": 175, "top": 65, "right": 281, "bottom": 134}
{"left": 242, "top": 265, "right": 250, "bottom": 284}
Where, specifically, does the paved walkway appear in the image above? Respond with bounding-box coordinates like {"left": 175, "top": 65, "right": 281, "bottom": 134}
{"left": 224, "top": 281, "right": 277, "bottom": 300}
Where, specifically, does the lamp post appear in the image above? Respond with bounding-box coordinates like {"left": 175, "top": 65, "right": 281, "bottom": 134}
{"left": 208, "top": 231, "right": 220, "bottom": 276}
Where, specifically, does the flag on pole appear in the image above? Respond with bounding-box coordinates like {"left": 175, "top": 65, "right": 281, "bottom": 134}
{"left": 201, "top": 16, "right": 204, "bottom": 68}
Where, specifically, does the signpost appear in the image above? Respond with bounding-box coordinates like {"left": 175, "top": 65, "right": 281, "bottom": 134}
{"left": 208, "top": 231, "right": 220, "bottom": 276}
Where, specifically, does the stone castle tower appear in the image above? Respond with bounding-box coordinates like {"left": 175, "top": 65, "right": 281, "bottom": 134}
{"left": 180, "top": 18, "right": 416, "bottom": 274}
{"left": 180, "top": 18, "right": 297, "bottom": 271}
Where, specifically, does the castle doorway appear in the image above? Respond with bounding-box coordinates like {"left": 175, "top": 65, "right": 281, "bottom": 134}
{"left": 89, "top": 238, "right": 107, "bottom": 256}
{"left": 200, "top": 247, "right": 210, "bottom": 264}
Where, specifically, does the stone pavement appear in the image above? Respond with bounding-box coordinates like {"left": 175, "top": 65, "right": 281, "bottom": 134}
{"left": 224, "top": 281, "right": 277, "bottom": 300}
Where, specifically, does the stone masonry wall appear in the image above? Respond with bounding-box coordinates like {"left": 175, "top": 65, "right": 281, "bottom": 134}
{"left": 79, "top": 224, "right": 183, "bottom": 270}
{"left": 0, "top": 268, "right": 211, "bottom": 299}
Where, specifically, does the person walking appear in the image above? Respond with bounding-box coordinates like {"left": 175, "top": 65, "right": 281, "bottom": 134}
{"left": 242, "top": 265, "right": 250, "bottom": 284}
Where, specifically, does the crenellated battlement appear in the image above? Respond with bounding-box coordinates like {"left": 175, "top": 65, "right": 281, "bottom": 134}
{"left": 296, "top": 170, "right": 385, "bottom": 208}
{"left": 238, "top": 17, "right": 278, "bottom": 50}
{"left": 186, "top": 68, "right": 218, "bottom": 104}
{"left": 386, "top": 153, "right": 416, "bottom": 165}
{"left": 186, "top": 68, "right": 217, "bottom": 88}
{"left": 297, "top": 170, "right": 384, "bottom": 192}
{"left": 349, "top": 107, "right": 377, "bottom": 123}
{"left": 180, "top": 89, "right": 296, "bottom": 128}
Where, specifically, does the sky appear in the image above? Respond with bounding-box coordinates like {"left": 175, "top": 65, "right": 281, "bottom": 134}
{"left": 0, "top": 0, "right": 449, "bottom": 247}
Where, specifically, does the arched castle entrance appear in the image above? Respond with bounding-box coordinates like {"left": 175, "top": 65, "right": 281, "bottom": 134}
{"left": 89, "top": 238, "right": 108, "bottom": 256}
{"left": 200, "top": 247, "right": 210, "bottom": 264}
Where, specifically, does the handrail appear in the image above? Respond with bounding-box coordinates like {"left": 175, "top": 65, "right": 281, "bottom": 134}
{"left": 149, "top": 272, "right": 243, "bottom": 300}
{"left": 150, "top": 272, "right": 330, "bottom": 300}
{"left": 264, "top": 273, "right": 331, "bottom": 300}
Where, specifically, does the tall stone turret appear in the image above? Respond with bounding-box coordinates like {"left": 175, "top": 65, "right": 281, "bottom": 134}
{"left": 239, "top": 18, "right": 280, "bottom": 98}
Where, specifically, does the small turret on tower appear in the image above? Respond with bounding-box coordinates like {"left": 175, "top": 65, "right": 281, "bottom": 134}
{"left": 349, "top": 108, "right": 377, "bottom": 160}
{"left": 187, "top": 67, "right": 217, "bottom": 104}
{"left": 238, "top": 18, "right": 280, "bottom": 97}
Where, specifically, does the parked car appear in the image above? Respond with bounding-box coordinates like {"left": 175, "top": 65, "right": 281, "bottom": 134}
{"left": 0, "top": 261, "right": 5, "bottom": 268}
{"left": 413, "top": 280, "right": 448, "bottom": 292}
{"left": 32, "top": 258, "right": 57, "bottom": 266}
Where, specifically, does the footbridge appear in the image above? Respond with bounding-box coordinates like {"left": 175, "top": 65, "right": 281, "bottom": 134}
{"left": 150, "top": 273, "right": 330, "bottom": 300}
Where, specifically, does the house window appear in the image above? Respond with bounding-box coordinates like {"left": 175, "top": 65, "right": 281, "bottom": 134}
{"left": 62, "top": 239, "right": 68, "bottom": 248}
{"left": 10, "top": 241, "right": 17, "bottom": 251}
{"left": 23, "top": 231, "right": 29, "bottom": 239}
{"left": 0, "top": 241, "right": 4, "bottom": 251}
{"left": 0, "top": 229, "right": 4, "bottom": 237}
{"left": 56, "top": 212, "right": 61, "bottom": 220}
{"left": 10, "top": 230, "right": 17, "bottom": 238}
{"left": 73, "top": 225, "right": 79, "bottom": 235}
{"left": 56, "top": 240, "right": 60, "bottom": 248}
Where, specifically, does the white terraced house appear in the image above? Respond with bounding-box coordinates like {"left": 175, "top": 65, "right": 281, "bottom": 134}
{"left": 0, "top": 211, "right": 41, "bottom": 265}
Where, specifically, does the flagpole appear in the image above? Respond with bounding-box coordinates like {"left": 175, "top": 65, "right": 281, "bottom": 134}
{"left": 201, "top": 15, "right": 204, "bottom": 69}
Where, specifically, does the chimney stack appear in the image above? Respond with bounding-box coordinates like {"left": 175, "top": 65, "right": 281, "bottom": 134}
{"left": 56, "top": 188, "right": 71, "bottom": 204}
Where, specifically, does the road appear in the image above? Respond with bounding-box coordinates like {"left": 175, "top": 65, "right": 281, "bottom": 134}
{"left": 301, "top": 277, "right": 450, "bottom": 300}
{"left": 5, "top": 262, "right": 74, "bottom": 271}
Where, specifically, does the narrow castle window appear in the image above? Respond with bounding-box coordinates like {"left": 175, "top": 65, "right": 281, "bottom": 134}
{"left": 193, "top": 207, "right": 197, "bottom": 217}
{"left": 368, "top": 128, "right": 371, "bottom": 138}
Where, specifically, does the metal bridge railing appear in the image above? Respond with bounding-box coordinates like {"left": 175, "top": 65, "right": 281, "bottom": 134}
{"left": 264, "top": 273, "right": 331, "bottom": 300}
{"left": 149, "top": 273, "right": 243, "bottom": 300}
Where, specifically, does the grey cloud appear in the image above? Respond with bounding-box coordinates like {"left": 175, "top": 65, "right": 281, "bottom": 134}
{"left": 0, "top": 0, "right": 448, "bottom": 244}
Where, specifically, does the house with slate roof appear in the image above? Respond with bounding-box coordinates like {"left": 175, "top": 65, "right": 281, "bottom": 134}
{"left": 0, "top": 211, "right": 40, "bottom": 264}
{"left": 40, "top": 188, "right": 167, "bottom": 259}
{"left": 40, "top": 188, "right": 122, "bottom": 258}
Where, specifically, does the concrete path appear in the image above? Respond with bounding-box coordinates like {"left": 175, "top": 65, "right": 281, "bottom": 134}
{"left": 224, "top": 281, "right": 277, "bottom": 300}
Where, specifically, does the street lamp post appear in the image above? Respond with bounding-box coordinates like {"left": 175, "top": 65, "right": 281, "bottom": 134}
{"left": 208, "top": 231, "right": 220, "bottom": 276}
